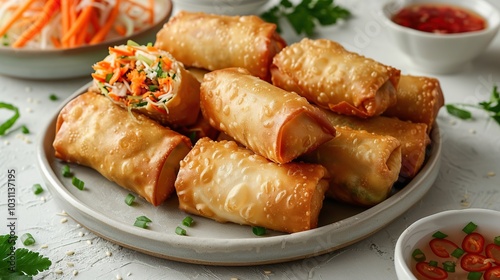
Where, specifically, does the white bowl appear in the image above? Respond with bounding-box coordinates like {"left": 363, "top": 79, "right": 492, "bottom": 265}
{"left": 381, "top": 0, "right": 500, "bottom": 74}
{"left": 0, "top": 0, "right": 173, "bottom": 80}
{"left": 394, "top": 208, "right": 500, "bottom": 280}
{"left": 172, "top": 0, "right": 270, "bottom": 16}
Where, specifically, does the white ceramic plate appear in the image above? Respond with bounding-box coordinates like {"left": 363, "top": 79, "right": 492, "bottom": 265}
{"left": 36, "top": 83, "right": 442, "bottom": 265}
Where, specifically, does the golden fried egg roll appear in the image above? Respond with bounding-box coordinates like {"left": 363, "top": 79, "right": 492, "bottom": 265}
{"left": 91, "top": 43, "right": 200, "bottom": 127}
{"left": 175, "top": 138, "right": 330, "bottom": 233}
{"left": 154, "top": 11, "right": 287, "bottom": 81}
{"left": 320, "top": 109, "right": 430, "bottom": 180}
{"left": 301, "top": 127, "right": 402, "bottom": 206}
{"left": 53, "top": 92, "right": 192, "bottom": 206}
{"left": 200, "top": 67, "right": 336, "bottom": 164}
{"left": 271, "top": 38, "right": 400, "bottom": 118}
{"left": 383, "top": 75, "right": 445, "bottom": 133}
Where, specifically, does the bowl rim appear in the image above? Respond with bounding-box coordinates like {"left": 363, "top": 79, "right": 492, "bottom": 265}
{"left": 381, "top": 0, "right": 500, "bottom": 39}
{"left": 0, "top": 0, "right": 172, "bottom": 55}
{"left": 394, "top": 208, "right": 500, "bottom": 279}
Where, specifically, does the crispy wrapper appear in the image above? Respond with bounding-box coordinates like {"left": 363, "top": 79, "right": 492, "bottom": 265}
{"left": 301, "top": 127, "right": 402, "bottom": 206}
{"left": 271, "top": 38, "right": 400, "bottom": 117}
{"left": 175, "top": 138, "right": 330, "bottom": 233}
{"left": 200, "top": 67, "right": 336, "bottom": 164}
{"left": 320, "top": 108, "right": 430, "bottom": 179}
{"left": 53, "top": 92, "right": 192, "bottom": 206}
{"left": 155, "top": 11, "right": 287, "bottom": 81}
{"left": 383, "top": 75, "right": 445, "bottom": 133}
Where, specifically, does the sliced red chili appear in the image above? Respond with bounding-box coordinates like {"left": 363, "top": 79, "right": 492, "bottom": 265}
{"left": 415, "top": 262, "right": 448, "bottom": 280}
{"left": 429, "top": 238, "right": 459, "bottom": 258}
{"left": 484, "top": 266, "right": 500, "bottom": 280}
{"left": 461, "top": 253, "right": 493, "bottom": 272}
{"left": 463, "top": 232, "right": 486, "bottom": 254}
{"left": 486, "top": 244, "right": 500, "bottom": 265}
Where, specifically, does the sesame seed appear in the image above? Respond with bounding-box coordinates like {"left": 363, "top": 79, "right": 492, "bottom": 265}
{"left": 66, "top": 251, "right": 75, "bottom": 256}
{"left": 76, "top": 224, "right": 81, "bottom": 228}
{"left": 487, "top": 171, "right": 496, "bottom": 177}
{"left": 264, "top": 270, "right": 272, "bottom": 275}
{"left": 86, "top": 240, "right": 92, "bottom": 245}
{"left": 67, "top": 262, "right": 74, "bottom": 267}
{"left": 40, "top": 244, "right": 48, "bottom": 249}
{"left": 116, "top": 274, "right": 122, "bottom": 280}
{"left": 78, "top": 232, "right": 84, "bottom": 237}
{"left": 41, "top": 196, "right": 46, "bottom": 202}
{"left": 60, "top": 218, "right": 68, "bottom": 223}
{"left": 73, "top": 270, "right": 78, "bottom": 276}
{"left": 55, "top": 269, "right": 63, "bottom": 275}
{"left": 106, "top": 251, "right": 112, "bottom": 257}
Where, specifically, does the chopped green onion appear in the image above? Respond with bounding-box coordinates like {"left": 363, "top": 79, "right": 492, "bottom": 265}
{"left": 137, "top": 54, "right": 154, "bottom": 66}
{"left": 147, "top": 42, "right": 153, "bottom": 47}
{"left": 125, "top": 193, "right": 135, "bottom": 206}
{"left": 432, "top": 231, "right": 448, "bottom": 239}
{"left": 494, "top": 236, "right": 500, "bottom": 245}
{"left": 463, "top": 222, "right": 478, "bottom": 234}
{"left": 21, "top": 125, "right": 29, "bottom": 134}
{"left": 134, "top": 216, "right": 152, "bottom": 229}
{"left": 175, "top": 226, "right": 186, "bottom": 236}
{"left": 32, "top": 184, "right": 44, "bottom": 195}
{"left": 428, "top": 260, "right": 438, "bottom": 267}
{"left": 127, "top": 40, "right": 140, "bottom": 46}
{"left": 451, "top": 248, "right": 465, "bottom": 258}
{"left": 442, "top": 261, "right": 456, "bottom": 272}
{"left": 105, "top": 73, "right": 113, "bottom": 83}
{"left": 0, "top": 102, "right": 20, "bottom": 136}
{"left": 252, "top": 226, "right": 266, "bottom": 236}
{"left": 148, "top": 85, "right": 159, "bottom": 91}
{"left": 467, "top": 271, "right": 483, "bottom": 280}
{"left": 71, "top": 176, "right": 85, "bottom": 190}
{"left": 412, "top": 248, "right": 426, "bottom": 262}
{"left": 61, "top": 165, "right": 72, "bottom": 177}
{"left": 182, "top": 216, "right": 194, "bottom": 227}
{"left": 21, "top": 233, "right": 35, "bottom": 246}
{"left": 49, "top": 94, "right": 58, "bottom": 101}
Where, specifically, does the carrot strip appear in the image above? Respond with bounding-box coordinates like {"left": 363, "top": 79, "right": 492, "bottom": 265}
{"left": 89, "top": 0, "right": 121, "bottom": 45}
{"left": 61, "top": 0, "right": 94, "bottom": 45}
{"left": 12, "top": 0, "right": 61, "bottom": 48}
{"left": 109, "top": 46, "right": 134, "bottom": 57}
{"left": 0, "top": 0, "right": 37, "bottom": 37}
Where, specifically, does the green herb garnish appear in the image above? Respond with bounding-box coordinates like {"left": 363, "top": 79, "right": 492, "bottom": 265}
{"left": 134, "top": 216, "right": 152, "bottom": 229}
{"left": 428, "top": 260, "right": 438, "bottom": 267}
{"left": 182, "top": 216, "right": 194, "bottom": 227}
{"left": 32, "top": 184, "right": 44, "bottom": 195}
{"left": 0, "top": 102, "right": 20, "bottom": 136}
{"left": 462, "top": 222, "right": 477, "bottom": 234}
{"left": 432, "top": 231, "right": 448, "bottom": 239}
{"left": 71, "top": 176, "right": 85, "bottom": 190}
{"left": 442, "top": 261, "right": 456, "bottom": 272}
{"left": 446, "top": 85, "right": 500, "bottom": 125}
{"left": 125, "top": 193, "right": 135, "bottom": 206}
{"left": 451, "top": 248, "right": 465, "bottom": 258}
{"left": 494, "top": 236, "right": 500, "bottom": 245}
{"left": 0, "top": 234, "right": 51, "bottom": 277}
{"left": 411, "top": 248, "right": 426, "bottom": 262}
{"left": 467, "top": 271, "right": 483, "bottom": 280}
{"left": 261, "top": 0, "right": 351, "bottom": 36}
{"left": 252, "top": 226, "right": 266, "bottom": 236}
{"left": 49, "top": 94, "right": 58, "bottom": 101}
{"left": 175, "top": 226, "right": 186, "bottom": 236}
{"left": 21, "top": 125, "right": 29, "bottom": 134}
{"left": 21, "top": 233, "right": 35, "bottom": 246}
{"left": 61, "top": 165, "right": 72, "bottom": 178}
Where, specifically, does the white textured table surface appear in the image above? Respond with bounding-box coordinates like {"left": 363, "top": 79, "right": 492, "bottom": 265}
{"left": 1, "top": 0, "right": 500, "bottom": 279}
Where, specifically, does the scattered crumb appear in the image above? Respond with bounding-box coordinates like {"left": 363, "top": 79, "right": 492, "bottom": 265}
{"left": 468, "top": 129, "right": 476, "bottom": 134}
{"left": 487, "top": 171, "right": 496, "bottom": 177}
{"left": 57, "top": 210, "right": 68, "bottom": 216}
{"left": 67, "top": 262, "right": 74, "bottom": 267}
{"left": 3, "top": 140, "right": 10, "bottom": 145}
{"left": 127, "top": 272, "right": 132, "bottom": 276}
{"left": 460, "top": 192, "right": 470, "bottom": 208}
{"left": 54, "top": 269, "right": 63, "bottom": 275}
{"left": 60, "top": 218, "right": 68, "bottom": 224}
{"left": 26, "top": 107, "right": 33, "bottom": 113}
{"left": 66, "top": 250, "right": 75, "bottom": 256}
{"left": 40, "top": 244, "right": 48, "bottom": 249}
{"left": 263, "top": 270, "right": 272, "bottom": 275}
{"left": 73, "top": 270, "right": 78, "bottom": 276}
{"left": 41, "top": 196, "right": 46, "bottom": 202}
{"left": 78, "top": 232, "right": 85, "bottom": 237}
{"left": 106, "top": 251, "right": 112, "bottom": 257}
{"left": 116, "top": 274, "right": 122, "bottom": 280}
{"left": 76, "top": 224, "right": 81, "bottom": 228}
{"left": 86, "top": 240, "right": 92, "bottom": 245}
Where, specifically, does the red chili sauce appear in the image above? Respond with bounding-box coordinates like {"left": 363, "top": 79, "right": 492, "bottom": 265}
{"left": 391, "top": 4, "right": 487, "bottom": 34}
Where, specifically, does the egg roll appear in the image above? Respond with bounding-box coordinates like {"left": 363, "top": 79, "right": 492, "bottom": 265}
{"left": 200, "top": 67, "right": 336, "bottom": 164}
{"left": 90, "top": 43, "right": 200, "bottom": 127}
{"left": 383, "top": 75, "right": 445, "bottom": 133}
{"left": 175, "top": 138, "right": 330, "bottom": 233}
{"left": 320, "top": 109, "right": 430, "bottom": 179}
{"left": 271, "top": 38, "right": 400, "bottom": 118}
{"left": 154, "top": 11, "right": 287, "bottom": 81}
{"left": 53, "top": 91, "right": 192, "bottom": 206}
{"left": 301, "top": 127, "right": 402, "bottom": 206}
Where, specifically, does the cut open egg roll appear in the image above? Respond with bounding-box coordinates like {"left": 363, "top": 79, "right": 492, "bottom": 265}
{"left": 174, "top": 138, "right": 330, "bottom": 233}
{"left": 271, "top": 38, "right": 400, "bottom": 118}
{"left": 91, "top": 43, "right": 201, "bottom": 127}
{"left": 154, "top": 11, "right": 287, "bottom": 81}
{"left": 301, "top": 127, "right": 402, "bottom": 206}
{"left": 200, "top": 67, "right": 336, "bottom": 164}
{"left": 320, "top": 109, "right": 430, "bottom": 180}
{"left": 53, "top": 91, "right": 192, "bottom": 206}
{"left": 383, "top": 75, "right": 445, "bottom": 133}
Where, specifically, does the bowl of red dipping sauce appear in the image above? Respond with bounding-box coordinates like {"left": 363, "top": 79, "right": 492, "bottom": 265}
{"left": 381, "top": 0, "right": 500, "bottom": 74}
{"left": 394, "top": 208, "right": 500, "bottom": 280}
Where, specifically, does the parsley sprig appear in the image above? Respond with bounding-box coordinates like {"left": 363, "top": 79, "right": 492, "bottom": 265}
{"left": 0, "top": 235, "right": 51, "bottom": 279}
{"left": 261, "top": 0, "right": 351, "bottom": 36}
{"left": 446, "top": 85, "right": 500, "bottom": 125}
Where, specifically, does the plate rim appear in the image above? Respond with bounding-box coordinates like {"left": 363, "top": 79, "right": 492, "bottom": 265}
{"left": 36, "top": 82, "right": 442, "bottom": 265}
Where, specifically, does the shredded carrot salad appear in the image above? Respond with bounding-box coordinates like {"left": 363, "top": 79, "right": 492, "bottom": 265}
{"left": 92, "top": 41, "right": 178, "bottom": 113}
{"left": 0, "top": 0, "right": 155, "bottom": 49}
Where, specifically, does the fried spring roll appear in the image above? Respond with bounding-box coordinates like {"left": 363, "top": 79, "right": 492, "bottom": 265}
{"left": 383, "top": 75, "right": 445, "bottom": 133}
{"left": 271, "top": 38, "right": 400, "bottom": 118}
{"left": 301, "top": 127, "right": 402, "bottom": 206}
{"left": 320, "top": 109, "right": 430, "bottom": 179}
{"left": 91, "top": 43, "right": 200, "bottom": 127}
{"left": 200, "top": 67, "right": 336, "bottom": 164}
{"left": 155, "top": 11, "right": 287, "bottom": 81}
{"left": 53, "top": 92, "right": 192, "bottom": 206}
{"left": 175, "top": 138, "right": 330, "bottom": 233}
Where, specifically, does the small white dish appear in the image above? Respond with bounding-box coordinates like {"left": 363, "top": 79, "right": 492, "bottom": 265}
{"left": 172, "top": 0, "right": 270, "bottom": 16}
{"left": 0, "top": 0, "right": 172, "bottom": 80}
{"left": 381, "top": 0, "right": 500, "bottom": 74}
{"left": 395, "top": 208, "right": 500, "bottom": 279}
